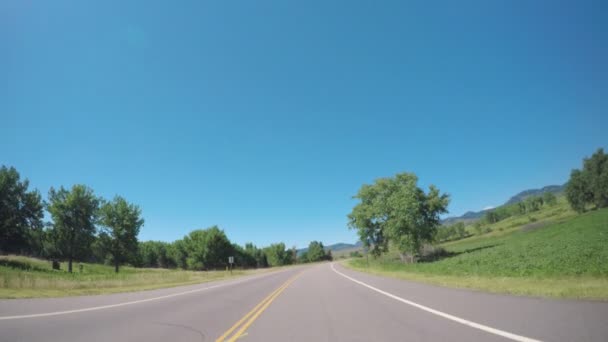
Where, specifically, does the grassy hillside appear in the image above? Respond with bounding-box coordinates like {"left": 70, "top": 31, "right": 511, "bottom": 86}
{"left": 504, "top": 184, "right": 565, "bottom": 205}
{"left": 332, "top": 246, "right": 364, "bottom": 258}
{"left": 346, "top": 206, "right": 608, "bottom": 300}
{"left": 0, "top": 256, "right": 263, "bottom": 299}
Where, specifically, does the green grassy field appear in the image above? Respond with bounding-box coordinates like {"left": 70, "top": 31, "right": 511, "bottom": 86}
{"left": 454, "top": 195, "right": 577, "bottom": 241}
{"left": 346, "top": 205, "right": 608, "bottom": 300}
{"left": 0, "top": 256, "right": 266, "bottom": 299}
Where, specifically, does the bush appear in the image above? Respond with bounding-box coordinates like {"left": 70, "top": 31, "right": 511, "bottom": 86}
{"left": 473, "top": 222, "right": 484, "bottom": 235}
{"left": 349, "top": 251, "right": 363, "bottom": 258}
{"left": 436, "top": 222, "right": 468, "bottom": 242}
{"left": 419, "top": 245, "right": 451, "bottom": 262}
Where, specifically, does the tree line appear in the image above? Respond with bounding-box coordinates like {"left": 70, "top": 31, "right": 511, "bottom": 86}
{"left": 129, "top": 234, "right": 332, "bottom": 269}
{"left": 0, "top": 167, "right": 143, "bottom": 273}
{"left": 483, "top": 192, "right": 558, "bottom": 225}
{"left": 435, "top": 222, "right": 468, "bottom": 242}
{"left": 0, "top": 166, "right": 331, "bottom": 272}
{"left": 299, "top": 241, "right": 333, "bottom": 263}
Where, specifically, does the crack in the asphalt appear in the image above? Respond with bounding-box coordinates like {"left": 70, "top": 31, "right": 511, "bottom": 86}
{"left": 152, "top": 322, "right": 207, "bottom": 341}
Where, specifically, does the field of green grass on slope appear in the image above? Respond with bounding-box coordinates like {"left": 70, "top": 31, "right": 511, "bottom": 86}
{"left": 346, "top": 208, "right": 608, "bottom": 300}
{"left": 0, "top": 256, "right": 264, "bottom": 299}
{"left": 459, "top": 195, "right": 576, "bottom": 241}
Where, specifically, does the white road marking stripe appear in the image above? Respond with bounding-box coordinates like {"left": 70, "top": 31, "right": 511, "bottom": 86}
{"left": 330, "top": 263, "right": 542, "bottom": 342}
{"left": 0, "top": 268, "right": 294, "bottom": 321}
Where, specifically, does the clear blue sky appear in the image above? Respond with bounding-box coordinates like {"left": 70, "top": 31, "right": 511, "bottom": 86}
{"left": 2, "top": 1, "right": 606, "bottom": 248}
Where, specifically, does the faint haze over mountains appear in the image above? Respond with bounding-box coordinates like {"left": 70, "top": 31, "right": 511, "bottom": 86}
{"left": 441, "top": 184, "right": 566, "bottom": 226}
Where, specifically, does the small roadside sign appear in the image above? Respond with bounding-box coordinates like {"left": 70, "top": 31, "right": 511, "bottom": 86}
{"left": 228, "top": 256, "right": 234, "bottom": 275}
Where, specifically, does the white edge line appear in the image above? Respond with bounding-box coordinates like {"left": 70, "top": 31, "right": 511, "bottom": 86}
{"left": 330, "top": 263, "right": 542, "bottom": 342}
{"left": 0, "top": 268, "right": 294, "bottom": 320}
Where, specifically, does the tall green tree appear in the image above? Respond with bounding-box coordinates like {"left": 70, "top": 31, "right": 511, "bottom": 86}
{"left": 566, "top": 148, "right": 608, "bottom": 212}
{"left": 264, "top": 243, "right": 290, "bottom": 266}
{"left": 348, "top": 172, "right": 449, "bottom": 261}
{"left": 91, "top": 233, "right": 112, "bottom": 264}
{"left": 0, "top": 166, "right": 44, "bottom": 254}
{"left": 167, "top": 240, "right": 188, "bottom": 269}
{"left": 306, "top": 241, "right": 326, "bottom": 262}
{"left": 243, "top": 242, "right": 268, "bottom": 268}
{"left": 46, "top": 185, "right": 100, "bottom": 272}
{"left": 138, "top": 241, "right": 160, "bottom": 267}
{"left": 183, "top": 226, "right": 233, "bottom": 270}
{"left": 583, "top": 148, "right": 608, "bottom": 208}
{"left": 99, "top": 196, "right": 144, "bottom": 272}
{"left": 566, "top": 170, "right": 591, "bottom": 213}
{"left": 137, "top": 241, "right": 171, "bottom": 268}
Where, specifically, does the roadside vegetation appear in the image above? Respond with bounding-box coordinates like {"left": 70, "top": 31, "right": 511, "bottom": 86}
{"left": 298, "top": 241, "right": 333, "bottom": 263}
{"left": 0, "top": 255, "right": 263, "bottom": 299}
{"left": 0, "top": 165, "right": 330, "bottom": 298}
{"left": 348, "top": 207, "right": 608, "bottom": 299}
{"left": 345, "top": 148, "right": 608, "bottom": 300}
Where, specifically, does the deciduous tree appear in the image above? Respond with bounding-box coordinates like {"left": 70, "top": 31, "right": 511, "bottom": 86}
{"left": 264, "top": 243, "right": 291, "bottom": 266}
{"left": 46, "top": 185, "right": 100, "bottom": 272}
{"left": 99, "top": 196, "right": 144, "bottom": 272}
{"left": 306, "top": 241, "right": 326, "bottom": 262}
{"left": 0, "top": 166, "right": 44, "bottom": 254}
{"left": 566, "top": 148, "right": 608, "bottom": 212}
{"left": 183, "top": 226, "right": 233, "bottom": 270}
{"left": 348, "top": 172, "right": 449, "bottom": 261}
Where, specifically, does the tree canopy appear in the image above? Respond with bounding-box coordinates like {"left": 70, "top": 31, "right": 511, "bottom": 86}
{"left": 46, "top": 185, "right": 100, "bottom": 272}
{"left": 98, "top": 196, "right": 144, "bottom": 272}
{"left": 0, "top": 165, "right": 302, "bottom": 272}
{"left": 302, "top": 241, "right": 332, "bottom": 263}
{"left": 264, "top": 243, "right": 292, "bottom": 266}
{"left": 566, "top": 148, "right": 608, "bottom": 212}
{"left": 183, "top": 226, "right": 233, "bottom": 270}
{"left": 348, "top": 172, "right": 449, "bottom": 259}
{"left": 0, "top": 166, "right": 44, "bottom": 254}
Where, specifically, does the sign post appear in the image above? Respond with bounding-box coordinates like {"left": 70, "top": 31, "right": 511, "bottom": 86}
{"left": 228, "top": 256, "right": 234, "bottom": 275}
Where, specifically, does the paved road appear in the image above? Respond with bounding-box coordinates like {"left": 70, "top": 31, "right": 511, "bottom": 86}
{"left": 1, "top": 263, "right": 607, "bottom": 342}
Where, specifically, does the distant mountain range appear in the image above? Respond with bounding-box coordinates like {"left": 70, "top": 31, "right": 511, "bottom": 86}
{"left": 504, "top": 184, "right": 565, "bottom": 205}
{"left": 441, "top": 183, "right": 566, "bottom": 225}
{"left": 297, "top": 241, "right": 363, "bottom": 255}
{"left": 441, "top": 209, "right": 490, "bottom": 225}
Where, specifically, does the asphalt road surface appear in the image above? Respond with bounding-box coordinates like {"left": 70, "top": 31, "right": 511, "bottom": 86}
{"left": 1, "top": 263, "right": 607, "bottom": 342}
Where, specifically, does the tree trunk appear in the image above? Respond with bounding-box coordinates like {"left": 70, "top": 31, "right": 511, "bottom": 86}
{"left": 399, "top": 253, "right": 407, "bottom": 263}
{"left": 115, "top": 259, "right": 119, "bottom": 273}
{"left": 68, "top": 231, "right": 75, "bottom": 273}
{"left": 399, "top": 253, "right": 416, "bottom": 264}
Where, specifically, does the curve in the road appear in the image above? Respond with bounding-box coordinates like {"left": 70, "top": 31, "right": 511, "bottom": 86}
{"left": 0, "top": 268, "right": 293, "bottom": 321}
{"left": 331, "top": 263, "right": 542, "bottom": 342}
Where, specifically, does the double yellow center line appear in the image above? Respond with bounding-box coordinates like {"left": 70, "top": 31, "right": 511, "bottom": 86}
{"left": 215, "top": 272, "right": 302, "bottom": 342}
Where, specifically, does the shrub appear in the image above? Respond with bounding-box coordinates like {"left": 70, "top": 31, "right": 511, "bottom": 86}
{"left": 349, "top": 251, "right": 363, "bottom": 258}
